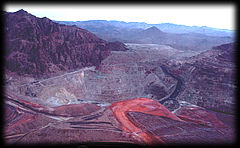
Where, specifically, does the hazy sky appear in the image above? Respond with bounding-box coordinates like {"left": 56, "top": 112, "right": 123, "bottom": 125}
{"left": 4, "top": 4, "right": 235, "bottom": 30}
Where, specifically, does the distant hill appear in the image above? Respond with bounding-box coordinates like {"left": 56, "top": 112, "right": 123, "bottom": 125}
{"left": 56, "top": 20, "right": 234, "bottom": 37}
{"left": 152, "top": 23, "right": 234, "bottom": 37}
{"left": 56, "top": 20, "right": 233, "bottom": 51}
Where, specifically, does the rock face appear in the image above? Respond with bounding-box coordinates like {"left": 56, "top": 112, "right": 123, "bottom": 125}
{"left": 170, "top": 43, "right": 236, "bottom": 114}
{"left": 4, "top": 9, "right": 128, "bottom": 78}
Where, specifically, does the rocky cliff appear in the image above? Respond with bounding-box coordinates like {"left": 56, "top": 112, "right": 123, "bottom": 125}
{"left": 4, "top": 9, "right": 128, "bottom": 78}
{"left": 168, "top": 43, "right": 236, "bottom": 114}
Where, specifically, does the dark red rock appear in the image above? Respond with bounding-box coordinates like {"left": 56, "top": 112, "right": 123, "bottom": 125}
{"left": 207, "top": 109, "right": 235, "bottom": 129}
{"left": 52, "top": 103, "right": 101, "bottom": 117}
{"left": 127, "top": 111, "right": 235, "bottom": 144}
{"left": 16, "top": 126, "right": 136, "bottom": 144}
{"left": 212, "top": 43, "right": 235, "bottom": 63}
{"left": 174, "top": 106, "right": 226, "bottom": 128}
{"left": 4, "top": 9, "right": 128, "bottom": 78}
{"left": 105, "top": 41, "right": 128, "bottom": 51}
{"left": 4, "top": 96, "right": 136, "bottom": 144}
{"left": 4, "top": 103, "right": 57, "bottom": 144}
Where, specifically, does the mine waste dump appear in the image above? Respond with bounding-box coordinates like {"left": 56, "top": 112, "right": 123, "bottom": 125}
{"left": 3, "top": 9, "right": 236, "bottom": 145}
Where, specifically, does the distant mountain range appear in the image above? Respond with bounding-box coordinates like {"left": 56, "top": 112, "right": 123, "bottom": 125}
{"left": 56, "top": 20, "right": 234, "bottom": 51}
{"left": 4, "top": 10, "right": 128, "bottom": 78}
{"left": 56, "top": 20, "right": 234, "bottom": 37}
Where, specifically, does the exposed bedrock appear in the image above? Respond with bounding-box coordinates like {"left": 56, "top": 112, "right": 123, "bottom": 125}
{"left": 5, "top": 45, "right": 185, "bottom": 112}
{"left": 165, "top": 43, "right": 235, "bottom": 114}
{"left": 9, "top": 62, "right": 177, "bottom": 108}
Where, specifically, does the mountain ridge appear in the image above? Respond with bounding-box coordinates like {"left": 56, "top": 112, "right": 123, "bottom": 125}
{"left": 4, "top": 9, "right": 128, "bottom": 78}
{"left": 56, "top": 20, "right": 233, "bottom": 51}
{"left": 56, "top": 20, "right": 233, "bottom": 37}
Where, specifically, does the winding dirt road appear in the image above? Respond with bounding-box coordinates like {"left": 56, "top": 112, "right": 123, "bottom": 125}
{"left": 158, "top": 65, "right": 183, "bottom": 108}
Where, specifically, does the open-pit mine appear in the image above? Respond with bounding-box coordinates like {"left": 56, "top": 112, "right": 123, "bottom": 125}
{"left": 3, "top": 9, "right": 236, "bottom": 146}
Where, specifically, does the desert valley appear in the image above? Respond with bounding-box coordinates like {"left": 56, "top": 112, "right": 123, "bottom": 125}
{"left": 3, "top": 9, "right": 236, "bottom": 145}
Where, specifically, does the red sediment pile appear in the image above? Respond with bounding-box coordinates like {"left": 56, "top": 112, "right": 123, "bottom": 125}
{"left": 109, "top": 97, "right": 182, "bottom": 144}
